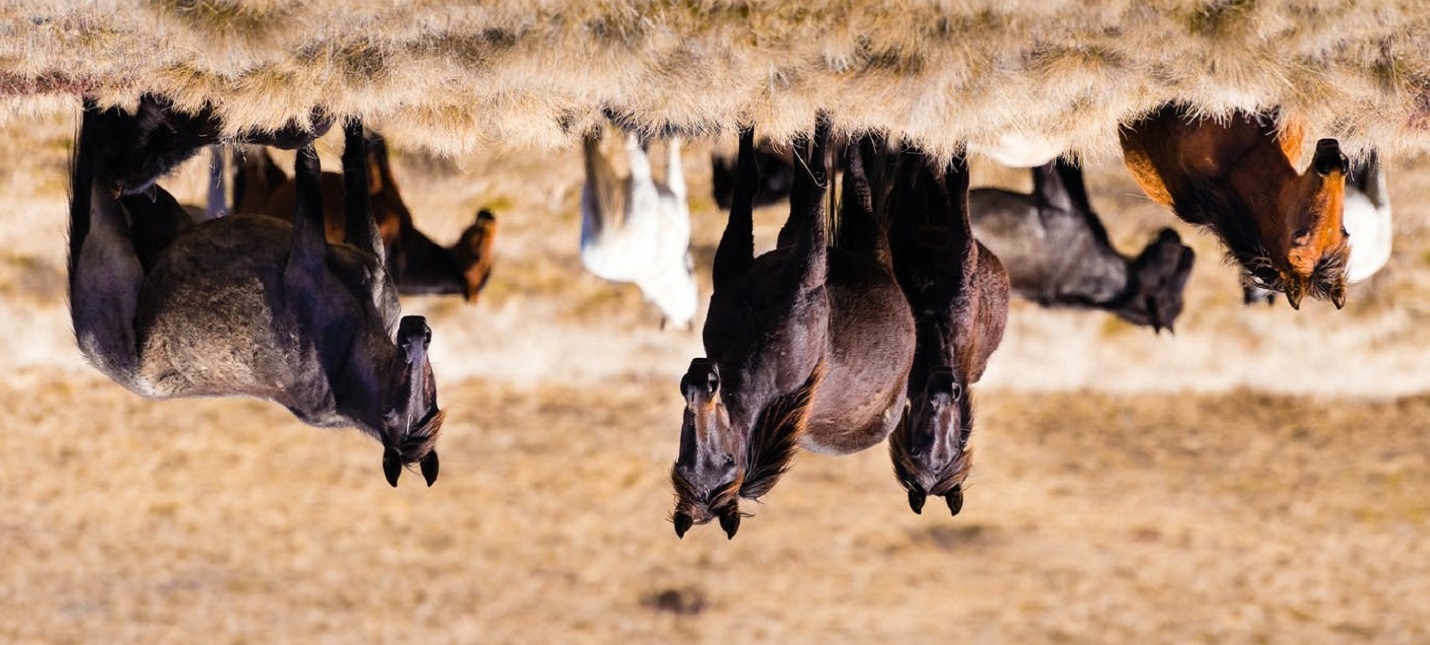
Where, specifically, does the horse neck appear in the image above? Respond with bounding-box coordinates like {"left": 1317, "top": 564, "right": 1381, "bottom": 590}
{"left": 1217, "top": 138, "right": 1298, "bottom": 234}
{"left": 330, "top": 327, "right": 400, "bottom": 439}
{"left": 1043, "top": 212, "right": 1132, "bottom": 306}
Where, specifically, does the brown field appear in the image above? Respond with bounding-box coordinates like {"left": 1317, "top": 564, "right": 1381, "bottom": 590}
{"left": 5, "top": 4, "right": 1430, "bottom": 644}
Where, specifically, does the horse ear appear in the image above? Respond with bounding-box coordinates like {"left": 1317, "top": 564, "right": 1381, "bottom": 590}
{"left": 1331, "top": 280, "right": 1347, "bottom": 310}
{"left": 383, "top": 446, "right": 402, "bottom": 487}
{"left": 673, "top": 512, "right": 694, "bottom": 539}
{"left": 946, "top": 485, "right": 965, "bottom": 517}
{"left": 907, "top": 488, "right": 927, "bottom": 514}
{"left": 420, "top": 450, "right": 439, "bottom": 487}
{"left": 1284, "top": 279, "right": 1307, "bottom": 310}
{"left": 718, "top": 506, "right": 741, "bottom": 540}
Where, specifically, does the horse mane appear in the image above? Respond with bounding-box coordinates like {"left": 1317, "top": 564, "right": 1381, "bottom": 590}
{"left": 887, "top": 384, "right": 975, "bottom": 498}
{"left": 393, "top": 408, "right": 446, "bottom": 465}
{"left": 738, "top": 360, "right": 825, "bottom": 501}
{"left": 1170, "top": 173, "right": 1274, "bottom": 279}
{"left": 1308, "top": 246, "right": 1350, "bottom": 300}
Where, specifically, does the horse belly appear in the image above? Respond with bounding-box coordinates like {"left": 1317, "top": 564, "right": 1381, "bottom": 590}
{"left": 132, "top": 218, "right": 302, "bottom": 398}
{"left": 802, "top": 256, "right": 915, "bottom": 454}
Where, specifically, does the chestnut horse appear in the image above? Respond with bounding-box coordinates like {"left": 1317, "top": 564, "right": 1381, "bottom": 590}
{"left": 882, "top": 144, "right": 1010, "bottom": 517}
{"left": 969, "top": 159, "right": 1195, "bottom": 333}
{"left": 69, "top": 102, "right": 441, "bottom": 487}
{"left": 1121, "top": 103, "right": 1349, "bottom": 309}
{"left": 671, "top": 119, "right": 915, "bottom": 539}
{"left": 234, "top": 135, "right": 498, "bottom": 302}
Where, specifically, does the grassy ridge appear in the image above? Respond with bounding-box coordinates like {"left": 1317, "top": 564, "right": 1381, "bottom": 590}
{"left": 3, "top": 2, "right": 1430, "bottom": 157}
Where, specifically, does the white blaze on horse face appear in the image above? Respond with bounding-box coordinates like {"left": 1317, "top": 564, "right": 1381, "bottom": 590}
{"left": 679, "top": 392, "right": 739, "bottom": 497}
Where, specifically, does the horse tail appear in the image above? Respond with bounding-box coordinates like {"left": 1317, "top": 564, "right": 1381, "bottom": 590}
{"left": 582, "top": 131, "right": 628, "bottom": 241}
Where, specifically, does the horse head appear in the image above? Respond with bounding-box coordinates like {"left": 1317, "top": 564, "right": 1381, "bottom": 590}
{"left": 1117, "top": 228, "right": 1196, "bottom": 334}
{"left": 670, "top": 357, "right": 744, "bottom": 539}
{"left": 1236, "top": 139, "right": 1350, "bottom": 309}
{"left": 638, "top": 251, "right": 698, "bottom": 331}
{"left": 1273, "top": 139, "right": 1350, "bottom": 308}
{"left": 454, "top": 209, "right": 498, "bottom": 303}
{"left": 890, "top": 365, "right": 970, "bottom": 517}
{"left": 380, "top": 315, "right": 444, "bottom": 487}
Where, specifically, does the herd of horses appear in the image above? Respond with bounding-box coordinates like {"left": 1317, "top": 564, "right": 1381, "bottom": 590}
{"left": 67, "top": 95, "right": 1387, "bottom": 535}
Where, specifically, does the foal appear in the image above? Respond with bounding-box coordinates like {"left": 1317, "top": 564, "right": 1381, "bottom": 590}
{"left": 671, "top": 120, "right": 915, "bottom": 538}
{"left": 1121, "top": 103, "right": 1349, "bottom": 309}
{"left": 884, "top": 146, "right": 1010, "bottom": 517}
{"left": 70, "top": 103, "right": 442, "bottom": 487}
{"left": 969, "top": 159, "right": 1195, "bottom": 333}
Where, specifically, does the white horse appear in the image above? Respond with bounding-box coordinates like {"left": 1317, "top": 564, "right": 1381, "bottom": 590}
{"left": 967, "top": 131, "right": 1068, "bottom": 168}
{"left": 580, "top": 131, "right": 698, "bottom": 328}
{"left": 1343, "top": 150, "right": 1391, "bottom": 284}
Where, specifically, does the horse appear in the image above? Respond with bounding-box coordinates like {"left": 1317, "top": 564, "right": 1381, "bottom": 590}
{"left": 69, "top": 101, "right": 442, "bottom": 487}
{"left": 969, "top": 159, "right": 1195, "bottom": 333}
{"left": 1120, "top": 103, "right": 1350, "bottom": 309}
{"left": 1243, "top": 149, "right": 1391, "bottom": 305}
{"left": 671, "top": 118, "right": 916, "bottom": 539}
{"left": 880, "top": 144, "right": 1010, "bottom": 517}
{"left": 581, "top": 129, "right": 698, "bottom": 329}
{"left": 232, "top": 134, "right": 499, "bottom": 303}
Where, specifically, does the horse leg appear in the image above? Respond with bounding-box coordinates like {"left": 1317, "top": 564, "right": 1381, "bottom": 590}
{"left": 789, "top": 113, "right": 831, "bottom": 293}
{"left": 939, "top": 152, "right": 977, "bottom": 275}
{"left": 711, "top": 127, "right": 758, "bottom": 295}
{"left": 125, "top": 184, "right": 192, "bottom": 274}
{"left": 341, "top": 120, "right": 381, "bottom": 262}
{"left": 203, "top": 145, "right": 227, "bottom": 221}
{"left": 69, "top": 105, "right": 145, "bottom": 382}
{"left": 836, "top": 133, "right": 891, "bottom": 269}
{"left": 665, "top": 137, "right": 686, "bottom": 202}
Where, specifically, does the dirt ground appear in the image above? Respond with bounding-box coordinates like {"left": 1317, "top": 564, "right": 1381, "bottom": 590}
{"left": 2, "top": 104, "right": 1429, "bottom": 644}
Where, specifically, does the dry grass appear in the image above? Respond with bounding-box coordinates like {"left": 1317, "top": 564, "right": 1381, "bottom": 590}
{"left": 6, "top": 2, "right": 1430, "bottom": 160}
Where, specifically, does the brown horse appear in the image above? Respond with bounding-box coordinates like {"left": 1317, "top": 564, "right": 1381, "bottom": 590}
{"left": 671, "top": 119, "right": 915, "bottom": 539}
{"left": 1121, "top": 103, "right": 1349, "bottom": 309}
{"left": 69, "top": 101, "right": 441, "bottom": 487}
{"left": 969, "top": 159, "right": 1195, "bottom": 333}
{"left": 234, "top": 134, "right": 498, "bottom": 302}
{"left": 882, "top": 144, "right": 1010, "bottom": 516}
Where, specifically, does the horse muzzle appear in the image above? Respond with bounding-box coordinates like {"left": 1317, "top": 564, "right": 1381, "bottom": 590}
{"left": 1313, "top": 139, "right": 1349, "bottom": 176}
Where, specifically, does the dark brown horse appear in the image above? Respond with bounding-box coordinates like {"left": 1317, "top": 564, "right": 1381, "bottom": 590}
{"left": 671, "top": 119, "right": 915, "bottom": 539}
{"left": 969, "top": 159, "right": 1195, "bottom": 333}
{"left": 234, "top": 134, "right": 498, "bottom": 302}
{"left": 1121, "top": 103, "right": 1349, "bottom": 309}
{"left": 69, "top": 101, "right": 441, "bottom": 487}
{"left": 881, "top": 145, "right": 1010, "bottom": 517}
